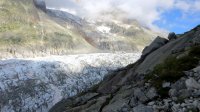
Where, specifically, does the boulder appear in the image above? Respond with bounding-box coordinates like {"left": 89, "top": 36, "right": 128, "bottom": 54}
{"left": 162, "top": 82, "right": 171, "bottom": 88}
{"left": 142, "top": 36, "right": 168, "bottom": 58}
{"left": 185, "top": 78, "right": 200, "bottom": 89}
{"left": 193, "top": 66, "right": 200, "bottom": 73}
{"left": 130, "top": 97, "right": 138, "bottom": 107}
{"left": 171, "top": 78, "right": 187, "bottom": 90}
{"left": 169, "top": 89, "right": 178, "bottom": 97}
{"left": 146, "top": 87, "right": 158, "bottom": 99}
{"left": 168, "top": 32, "right": 177, "bottom": 41}
{"left": 134, "top": 88, "right": 148, "bottom": 103}
{"left": 179, "top": 89, "right": 192, "bottom": 98}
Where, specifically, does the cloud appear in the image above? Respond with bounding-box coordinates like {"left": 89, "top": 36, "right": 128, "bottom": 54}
{"left": 194, "top": 1, "right": 200, "bottom": 10}
{"left": 45, "top": 0, "right": 200, "bottom": 31}
{"left": 175, "top": 0, "right": 200, "bottom": 13}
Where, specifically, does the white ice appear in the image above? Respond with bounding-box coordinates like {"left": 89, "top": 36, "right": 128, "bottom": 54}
{"left": 0, "top": 53, "right": 140, "bottom": 112}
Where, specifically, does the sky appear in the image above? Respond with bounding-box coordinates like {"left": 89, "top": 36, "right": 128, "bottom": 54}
{"left": 45, "top": 0, "right": 200, "bottom": 34}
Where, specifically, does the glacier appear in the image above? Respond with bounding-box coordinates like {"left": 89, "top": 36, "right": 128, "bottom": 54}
{"left": 0, "top": 53, "right": 140, "bottom": 112}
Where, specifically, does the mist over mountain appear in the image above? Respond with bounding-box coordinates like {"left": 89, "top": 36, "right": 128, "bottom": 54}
{"left": 45, "top": 0, "right": 200, "bottom": 33}
{"left": 45, "top": 0, "right": 172, "bottom": 30}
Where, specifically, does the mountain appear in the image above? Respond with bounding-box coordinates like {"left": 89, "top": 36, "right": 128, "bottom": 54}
{"left": 0, "top": 0, "right": 157, "bottom": 59}
{"left": 50, "top": 25, "right": 200, "bottom": 112}
{"left": 0, "top": 0, "right": 95, "bottom": 59}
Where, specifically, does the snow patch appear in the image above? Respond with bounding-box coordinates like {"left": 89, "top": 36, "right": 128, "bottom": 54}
{"left": 97, "top": 25, "right": 111, "bottom": 33}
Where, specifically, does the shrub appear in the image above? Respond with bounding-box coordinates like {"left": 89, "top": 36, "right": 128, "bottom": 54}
{"left": 0, "top": 35, "right": 25, "bottom": 45}
{"left": 145, "top": 46, "right": 200, "bottom": 97}
{"left": 189, "top": 46, "right": 200, "bottom": 58}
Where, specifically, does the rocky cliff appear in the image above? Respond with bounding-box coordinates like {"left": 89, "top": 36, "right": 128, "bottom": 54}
{"left": 50, "top": 25, "right": 200, "bottom": 112}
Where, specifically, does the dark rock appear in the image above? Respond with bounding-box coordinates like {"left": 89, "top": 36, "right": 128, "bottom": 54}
{"left": 171, "top": 78, "right": 187, "bottom": 90}
{"left": 130, "top": 97, "right": 138, "bottom": 107}
{"left": 64, "top": 95, "right": 110, "bottom": 112}
{"left": 169, "top": 89, "right": 178, "bottom": 97}
{"left": 179, "top": 89, "right": 192, "bottom": 99}
{"left": 83, "top": 95, "right": 110, "bottom": 112}
{"left": 134, "top": 88, "right": 148, "bottom": 103}
{"left": 193, "top": 90, "right": 200, "bottom": 96}
{"left": 168, "top": 32, "right": 177, "bottom": 41}
{"left": 74, "top": 93, "right": 99, "bottom": 105}
{"left": 33, "top": 0, "right": 46, "bottom": 12}
{"left": 49, "top": 93, "right": 99, "bottom": 112}
{"left": 146, "top": 87, "right": 158, "bottom": 99}
{"left": 121, "top": 105, "right": 131, "bottom": 112}
{"left": 97, "top": 70, "right": 127, "bottom": 94}
{"left": 102, "top": 86, "right": 134, "bottom": 112}
{"left": 133, "top": 105, "right": 154, "bottom": 112}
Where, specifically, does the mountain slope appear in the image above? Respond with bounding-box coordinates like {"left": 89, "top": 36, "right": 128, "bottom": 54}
{"left": 50, "top": 25, "right": 200, "bottom": 112}
{"left": 0, "top": 0, "right": 157, "bottom": 59}
{"left": 0, "top": 0, "right": 97, "bottom": 59}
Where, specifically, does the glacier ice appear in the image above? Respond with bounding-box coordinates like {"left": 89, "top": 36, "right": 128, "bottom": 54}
{"left": 0, "top": 53, "right": 140, "bottom": 112}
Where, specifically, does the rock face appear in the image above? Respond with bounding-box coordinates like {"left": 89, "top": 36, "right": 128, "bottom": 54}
{"left": 185, "top": 78, "right": 200, "bottom": 89}
{"left": 141, "top": 36, "right": 168, "bottom": 58}
{"left": 168, "top": 32, "right": 177, "bottom": 41}
{"left": 50, "top": 25, "right": 200, "bottom": 112}
{"left": 135, "top": 25, "right": 200, "bottom": 74}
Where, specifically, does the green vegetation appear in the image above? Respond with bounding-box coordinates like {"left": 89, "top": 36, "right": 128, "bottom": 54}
{"left": 176, "top": 96, "right": 186, "bottom": 103}
{"left": 145, "top": 46, "right": 200, "bottom": 97}
{"left": 1, "top": 35, "right": 25, "bottom": 44}
{"left": 0, "top": 22, "right": 21, "bottom": 32}
{"left": 0, "top": 0, "right": 93, "bottom": 56}
{"left": 189, "top": 46, "right": 200, "bottom": 57}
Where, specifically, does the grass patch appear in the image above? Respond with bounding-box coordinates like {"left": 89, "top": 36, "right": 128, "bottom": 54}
{"left": 145, "top": 46, "right": 200, "bottom": 97}
{"left": 0, "top": 34, "right": 25, "bottom": 45}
